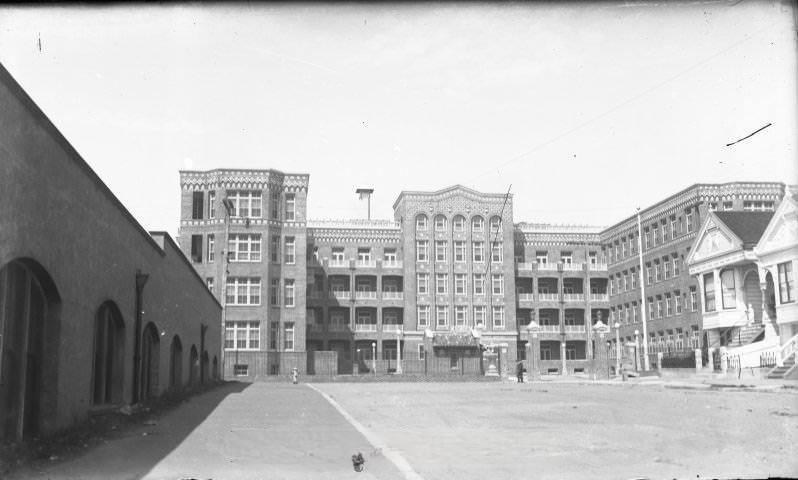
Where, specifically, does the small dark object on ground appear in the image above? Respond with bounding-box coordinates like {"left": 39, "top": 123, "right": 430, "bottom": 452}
{"left": 352, "top": 451, "right": 365, "bottom": 472}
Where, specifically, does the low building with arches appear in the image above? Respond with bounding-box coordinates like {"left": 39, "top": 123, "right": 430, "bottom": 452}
{"left": 687, "top": 194, "right": 798, "bottom": 375}
{"left": 0, "top": 63, "right": 221, "bottom": 443}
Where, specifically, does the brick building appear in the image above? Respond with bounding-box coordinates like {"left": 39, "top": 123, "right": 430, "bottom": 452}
{"left": 0, "top": 63, "right": 221, "bottom": 443}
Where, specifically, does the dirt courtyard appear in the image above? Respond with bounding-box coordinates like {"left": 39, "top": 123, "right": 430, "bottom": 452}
{"left": 8, "top": 381, "right": 798, "bottom": 480}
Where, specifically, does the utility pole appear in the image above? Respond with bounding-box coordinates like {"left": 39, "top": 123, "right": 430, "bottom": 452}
{"left": 636, "top": 207, "right": 650, "bottom": 371}
{"left": 221, "top": 197, "right": 235, "bottom": 380}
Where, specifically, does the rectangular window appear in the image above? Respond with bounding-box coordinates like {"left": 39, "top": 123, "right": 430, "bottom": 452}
{"left": 357, "top": 248, "right": 371, "bottom": 264}
{"left": 285, "top": 193, "right": 296, "bottom": 221}
{"left": 192, "top": 191, "right": 204, "bottom": 219}
{"left": 665, "top": 294, "right": 673, "bottom": 316}
{"left": 436, "top": 305, "right": 449, "bottom": 327}
{"left": 673, "top": 256, "right": 680, "bottom": 276}
{"left": 283, "top": 237, "right": 295, "bottom": 264}
{"left": 435, "top": 216, "right": 447, "bottom": 231}
{"left": 652, "top": 224, "right": 660, "bottom": 245}
{"left": 657, "top": 297, "right": 664, "bottom": 318}
{"left": 473, "top": 242, "right": 485, "bottom": 263}
{"left": 588, "top": 251, "right": 597, "bottom": 264}
{"left": 417, "top": 273, "right": 428, "bottom": 294}
{"left": 284, "top": 279, "right": 295, "bottom": 307}
{"left": 721, "top": 269, "right": 736, "bottom": 309}
{"left": 455, "top": 274, "right": 466, "bottom": 295}
{"left": 436, "top": 274, "right": 448, "bottom": 294}
{"left": 621, "top": 239, "right": 627, "bottom": 258}
{"left": 646, "top": 264, "right": 653, "bottom": 285}
{"left": 208, "top": 191, "right": 216, "bottom": 219}
{"left": 454, "top": 241, "right": 466, "bottom": 262}
{"left": 455, "top": 306, "right": 467, "bottom": 326}
{"left": 644, "top": 228, "right": 651, "bottom": 249}
{"left": 474, "top": 306, "right": 486, "bottom": 327}
{"left": 490, "top": 216, "right": 502, "bottom": 233}
{"left": 191, "top": 234, "right": 203, "bottom": 263}
{"left": 655, "top": 261, "right": 662, "bottom": 282}
{"left": 536, "top": 251, "right": 548, "bottom": 264}
{"left": 648, "top": 298, "right": 654, "bottom": 319}
{"left": 778, "top": 262, "right": 795, "bottom": 303}
{"left": 492, "top": 306, "right": 505, "bottom": 328}
{"left": 229, "top": 190, "right": 262, "bottom": 218}
{"left": 676, "top": 293, "right": 683, "bottom": 314}
{"left": 743, "top": 201, "right": 775, "bottom": 211}
{"left": 229, "top": 234, "right": 262, "bottom": 262}
{"left": 473, "top": 274, "right": 485, "bottom": 295}
{"left": 271, "top": 191, "right": 280, "bottom": 219}
{"left": 384, "top": 248, "right": 397, "bottom": 265}
{"left": 417, "top": 240, "right": 429, "bottom": 262}
{"left": 704, "top": 273, "right": 716, "bottom": 312}
{"left": 206, "top": 277, "right": 214, "bottom": 292}
{"left": 284, "top": 322, "right": 295, "bottom": 351}
{"left": 453, "top": 216, "right": 465, "bottom": 231}
{"left": 270, "top": 236, "right": 280, "bottom": 263}
{"left": 686, "top": 210, "right": 694, "bottom": 233}
{"left": 207, "top": 235, "right": 215, "bottom": 262}
{"left": 722, "top": 201, "right": 733, "bottom": 211}
{"left": 224, "top": 321, "right": 260, "bottom": 350}
{"left": 690, "top": 287, "right": 698, "bottom": 312}
{"left": 631, "top": 268, "right": 638, "bottom": 288}
{"left": 416, "top": 215, "right": 428, "bottom": 231}
{"left": 435, "top": 241, "right": 447, "bottom": 262}
{"left": 270, "top": 278, "right": 279, "bottom": 306}
{"left": 418, "top": 305, "right": 430, "bottom": 327}
{"left": 663, "top": 258, "right": 671, "bottom": 279}
{"left": 332, "top": 247, "right": 345, "bottom": 263}
{"left": 708, "top": 202, "right": 718, "bottom": 212}
{"left": 492, "top": 274, "right": 504, "bottom": 295}
{"left": 418, "top": 344, "right": 426, "bottom": 360}
{"left": 226, "top": 277, "right": 261, "bottom": 306}
{"left": 670, "top": 216, "right": 678, "bottom": 239}
{"left": 491, "top": 242, "right": 503, "bottom": 263}
{"left": 269, "top": 322, "right": 278, "bottom": 350}
{"left": 234, "top": 364, "right": 248, "bottom": 376}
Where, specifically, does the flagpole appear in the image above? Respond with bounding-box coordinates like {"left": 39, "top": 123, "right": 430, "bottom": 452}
{"left": 636, "top": 207, "right": 650, "bottom": 371}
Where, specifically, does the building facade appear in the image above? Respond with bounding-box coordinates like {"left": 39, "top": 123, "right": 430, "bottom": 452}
{"left": 178, "top": 167, "right": 794, "bottom": 379}
{"left": 0, "top": 63, "right": 221, "bottom": 443}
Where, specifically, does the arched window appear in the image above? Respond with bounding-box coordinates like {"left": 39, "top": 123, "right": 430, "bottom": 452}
{"left": 169, "top": 335, "right": 183, "bottom": 390}
{"left": 415, "top": 214, "right": 428, "bottom": 231}
{"left": 189, "top": 345, "right": 199, "bottom": 386}
{"left": 140, "top": 322, "right": 161, "bottom": 400}
{"left": 471, "top": 216, "right": 484, "bottom": 232}
{"left": 92, "top": 301, "right": 125, "bottom": 405}
{"left": 434, "top": 215, "right": 447, "bottom": 232}
{"left": 453, "top": 215, "right": 466, "bottom": 232}
{"left": 720, "top": 269, "right": 736, "bottom": 309}
{"left": 490, "top": 216, "right": 502, "bottom": 234}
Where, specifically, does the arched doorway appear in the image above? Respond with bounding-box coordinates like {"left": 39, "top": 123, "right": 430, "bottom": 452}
{"left": 201, "top": 351, "right": 209, "bottom": 384}
{"left": 92, "top": 302, "right": 125, "bottom": 405}
{"left": 189, "top": 345, "right": 199, "bottom": 387}
{"left": 169, "top": 335, "right": 183, "bottom": 390}
{"left": 743, "top": 270, "right": 762, "bottom": 323}
{"left": 140, "top": 322, "right": 160, "bottom": 400}
{"left": 0, "top": 258, "right": 61, "bottom": 441}
{"left": 764, "top": 271, "right": 777, "bottom": 321}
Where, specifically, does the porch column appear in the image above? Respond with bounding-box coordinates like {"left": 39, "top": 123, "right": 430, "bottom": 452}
{"left": 758, "top": 264, "right": 778, "bottom": 340}
{"left": 713, "top": 269, "right": 721, "bottom": 311}
{"left": 561, "top": 340, "right": 567, "bottom": 375}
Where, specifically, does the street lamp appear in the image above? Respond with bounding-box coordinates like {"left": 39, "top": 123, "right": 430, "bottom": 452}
{"left": 371, "top": 342, "right": 376, "bottom": 376}
{"left": 615, "top": 322, "right": 621, "bottom": 375}
{"left": 396, "top": 326, "right": 403, "bottom": 374}
{"left": 526, "top": 319, "right": 540, "bottom": 382}
{"left": 634, "top": 329, "right": 640, "bottom": 371}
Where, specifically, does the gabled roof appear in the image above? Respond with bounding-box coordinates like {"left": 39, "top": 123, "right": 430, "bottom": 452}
{"left": 713, "top": 212, "right": 774, "bottom": 248}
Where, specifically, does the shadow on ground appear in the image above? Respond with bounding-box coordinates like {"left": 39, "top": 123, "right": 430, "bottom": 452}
{"left": 2, "top": 381, "right": 249, "bottom": 480}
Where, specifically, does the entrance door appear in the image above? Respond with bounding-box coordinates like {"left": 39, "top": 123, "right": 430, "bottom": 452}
{"left": 743, "top": 271, "right": 762, "bottom": 323}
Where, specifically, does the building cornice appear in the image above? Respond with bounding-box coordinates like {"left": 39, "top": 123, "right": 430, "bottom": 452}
{"left": 180, "top": 169, "right": 310, "bottom": 191}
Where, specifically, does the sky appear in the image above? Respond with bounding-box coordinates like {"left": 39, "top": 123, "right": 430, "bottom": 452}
{"left": 0, "top": 2, "right": 796, "bottom": 237}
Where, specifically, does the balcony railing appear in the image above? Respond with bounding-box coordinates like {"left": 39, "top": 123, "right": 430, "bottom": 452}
{"left": 517, "top": 293, "right": 535, "bottom": 302}
{"left": 588, "top": 262, "right": 608, "bottom": 271}
{"left": 539, "top": 324, "right": 560, "bottom": 332}
{"left": 538, "top": 293, "right": 559, "bottom": 301}
{"left": 355, "top": 290, "right": 377, "bottom": 300}
{"left": 382, "top": 291, "right": 404, "bottom": 300}
{"left": 329, "top": 259, "right": 348, "bottom": 268}
{"left": 383, "top": 260, "right": 403, "bottom": 269}
{"left": 564, "top": 324, "right": 587, "bottom": 333}
{"left": 562, "top": 262, "right": 584, "bottom": 271}
{"left": 330, "top": 291, "right": 351, "bottom": 300}
{"left": 356, "top": 259, "right": 377, "bottom": 268}
{"left": 537, "top": 262, "right": 558, "bottom": 271}
{"left": 516, "top": 262, "right": 535, "bottom": 271}
{"left": 590, "top": 293, "right": 609, "bottom": 302}
{"left": 563, "top": 293, "right": 585, "bottom": 302}
{"left": 382, "top": 324, "right": 403, "bottom": 332}
{"left": 355, "top": 323, "right": 378, "bottom": 332}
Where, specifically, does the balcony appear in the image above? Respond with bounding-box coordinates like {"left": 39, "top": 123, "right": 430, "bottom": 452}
{"left": 355, "top": 290, "right": 378, "bottom": 300}
{"left": 383, "top": 260, "right": 403, "bottom": 269}
{"left": 382, "top": 324, "right": 403, "bottom": 333}
{"left": 588, "top": 262, "right": 608, "bottom": 271}
{"left": 517, "top": 293, "right": 535, "bottom": 302}
{"left": 539, "top": 324, "right": 560, "bottom": 333}
{"left": 564, "top": 324, "right": 587, "bottom": 333}
{"left": 563, "top": 293, "right": 585, "bottom": 302}
{"left": 356, "top": 259, "right": 377, "bottom": 268}
{"left": 516, "top": 262, "right": 535, "bottom": 272}
{"left": 382, "top": 291, "right": 404, "bottom": 300}
{"left": 590, "top": 293, "right": 609, "bottom": 302}
{"left": 355, "top": 323, "right": 378, "bottom": 332}
{"left": 562, "top": 262, "right": 584, "bottom": 272}
{"left": 329, "top": 259, "right": 349, "bottom": 268}
{"left": 537, "top": 262, "right": 558, "bottom": 271}
{"left": 538, "top": 293, "right": 559, "bottom": 301}
{"left": 330, "top": 291, "right": 351, "bottom": 300}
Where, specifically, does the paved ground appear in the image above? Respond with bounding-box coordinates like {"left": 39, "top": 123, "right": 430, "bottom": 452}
{"left": 8, "top": 379, "right": 798, "bottom": 480}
